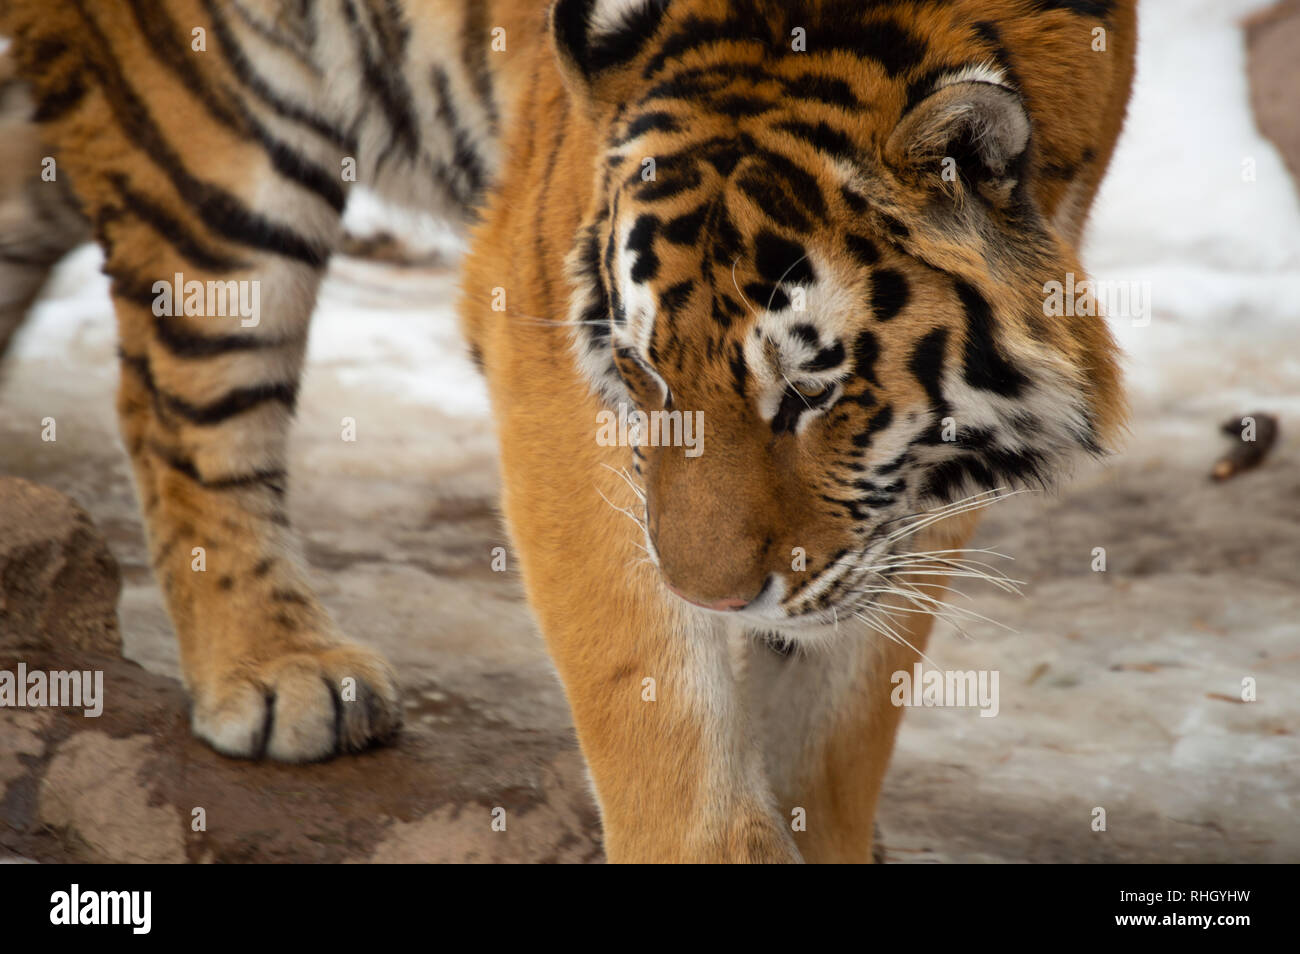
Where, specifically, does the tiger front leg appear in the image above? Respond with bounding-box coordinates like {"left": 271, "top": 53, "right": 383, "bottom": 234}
{"left": 515, "top": 520, "right": 798, "bottom": 863}
{"left": 492, "top": 383, "right": 798, "bottom": 862}
{"left": 49, "top": 88, "right": 403, "bottom": 760}
{"left": 111, "top": 254, "right": 402, "bottom": 762}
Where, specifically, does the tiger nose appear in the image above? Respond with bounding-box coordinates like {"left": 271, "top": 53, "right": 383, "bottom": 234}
{"left": 665, "top": 579, "right": 767, "bottom": 613}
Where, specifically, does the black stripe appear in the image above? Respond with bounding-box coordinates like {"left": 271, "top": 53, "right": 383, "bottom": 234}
{"left": 841, "top": 185, "right": 870, "bottom": 215}
{"left": 774, "top": 120, "right": 857, "bottom": 162}
{"left": 618, "top": 110, "right": 682, "bottom": 143}
{"left": 118, "top": 348, "right": 155, "bottom": 390}
{"left": 201, "top": 0, "right": 358, "bottom": 153}
{"left": 31, "top": 70, "right": 88, "bottom": 122}
{"left": 460, "top": 1, "right": 499, "bottom": 133}
{"left": 430, "top": 66, "right": 490, "bottom": 204}
{"left": 876, "top": 452, "right": 909, "bottom": 475}
{"left": 125, "top": 0, "right": 246, "bottom": 131}
{"left": 955, "top": 280, "right": 1029, "bottom": 397}
{"left": 641, "top": 63, "right": 771, "bottom": 103}
{"left": 110, "top": 270, "right": 298, "bottom": 357}
{"left": 710, "top": 93, "right": 775, "bottom": 117}
{"left": 69, "top": 0, "right": 330, "bottom": 265}
{"left": 1028, "top": 0, "right": 1116, "bottom": 17}
{"left": 728, "top": 342, "right": 748, "bottom": 398}
{"left": 805, "top": 342, "right": 845, "bottom": 372}
{"left": 343, "top": 0, "right": 419, "bottom": 160}
{"left": 870, "top": 269, "right": 910, "bottom": 322}
{"left": 821, "top": 17, "right": 927, "bottom": 78}
{"left": 660, "top": 279, "right": 695, "bottom": 316}
{"left": 754, "top": 231, "right": 815, "bottom": 285}
{"left": 110, "top": 174, "right": 250, "bottom": 273}
{"left": 782, "top": 73, "right": 862, "bottom": 111}
{"left": 736, "top": 174, "right": 812, "bottom": 234}
{"left": 846, "top": 233, "right": 880, "bottom": 268}
{"left": 131, "top": 0, "right": 348, "bottom": 215}
{"left": 626, "top": 214, "right": 660, "bottom": 283}
{"left": 246, "top": 111, "right": 348, "bottom": 213}
{"left": 662, "top": 205, "right": 709, "bottom": 246}
{"left": 971, "top": 21, "right": 1025, "bottom": 98}
{"left": 642, "top": 15, "right": 770, "bottom": 80}
{"left": 909, "top": 327, "right": 950, "bottom": 413}
{"left": 153, "top": 315, "right": 293, "bottom": 358}
{"left": 119, "top": 351, "right": 293, "bottom": 431}
{"left": 230, "top": 0, "right": 322, "bottom": 74}
{"left": 853, "top": 329, "right": 881, "bottom": 386}
{"left": 634, "top": 163, "right": 704, "bottom": 202}
{"left": 159, "top": 381, "right": 298, "bottom": 426}
{"left": 750, "top": 147, "right": 828, "bottom": 221}
{"left": 148, "top": 440, "right": 287, "bottom": 494}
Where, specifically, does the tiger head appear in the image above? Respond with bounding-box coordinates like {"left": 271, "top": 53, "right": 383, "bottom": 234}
{"left": 554, "top": 0, "right": 1125, "bottom": 630}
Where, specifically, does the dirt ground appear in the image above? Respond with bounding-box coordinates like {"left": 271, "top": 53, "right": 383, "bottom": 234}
{"left": 1, "top": 2, "right": 1297, "bottom": 863}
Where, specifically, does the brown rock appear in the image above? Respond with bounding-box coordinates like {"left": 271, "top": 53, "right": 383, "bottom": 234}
{"left": 0, "top": 477, "right": 122, "bottom": 655}
{"left": 1246, "top": 0, "right": 1300, "bottom": 184}
{"left": 38, "top": 731, "right": 187, "bottom": 864}
{"left": 0, "top": 649, "right": 604, "bottom": 863}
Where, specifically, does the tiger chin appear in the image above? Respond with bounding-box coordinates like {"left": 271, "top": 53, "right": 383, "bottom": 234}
{"left": 1, "top": 0, "right": 1135, "bottom": 862}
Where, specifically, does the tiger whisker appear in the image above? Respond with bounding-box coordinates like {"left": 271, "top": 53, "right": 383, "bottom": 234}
{"left": 852, "top": 609, "right": 943, "bottom": 668}
{"left": 731, "top": 259, "right": 759, "bottom": 319}
{"left": 857, "top": 584, "right": 1018, "bottom": 634}
{"left": 872, "top": 557, "right": 1025, "bottom": 591}
{"left": 459, "top": 291, "right": 611, "bottom": 328}
{"left": 861, "top": 595, "right": 977, "bottom": 642}
{"left": 876, "top": 488, "right": 1034, "bottom": 548}
{"left": 596, "top": 487, "right": 647, "bottom": 535}
{"left": 600, "top": 463, "right": 647, "bottom": 503}
{"left": 875, "top": 572, "right": 1024, "bottom": 603}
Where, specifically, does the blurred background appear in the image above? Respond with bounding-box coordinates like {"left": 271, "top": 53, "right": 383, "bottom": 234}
{"left": 1, "top": 0, "right": 1297, "bottom": 862}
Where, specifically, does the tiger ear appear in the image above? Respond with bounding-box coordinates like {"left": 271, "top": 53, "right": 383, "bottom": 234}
{"left": 551, "top": 0, "right": 671, "bottom": 106}
{"left": 885, "top": 80, "right": 1031, "bottom": 208}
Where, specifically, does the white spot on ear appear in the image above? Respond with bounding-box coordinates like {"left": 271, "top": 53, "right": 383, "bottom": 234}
{"left": 932, "top": 61, "right": 1010, "bottom": 94}
{"left": 588, "top": 0, "right": 662, "bottom": 38}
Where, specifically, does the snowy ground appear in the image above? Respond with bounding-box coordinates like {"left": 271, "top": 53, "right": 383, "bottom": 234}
{"left": 1, "top": 0, "right": 1296, "bottom": 862}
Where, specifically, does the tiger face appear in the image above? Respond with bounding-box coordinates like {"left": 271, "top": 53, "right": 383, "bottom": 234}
{"left": 556, "top": 0, "right": 1124, "bottom": 631}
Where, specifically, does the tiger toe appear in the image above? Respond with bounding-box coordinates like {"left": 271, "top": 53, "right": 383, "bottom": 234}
{"left": 191, "top": 645, "right": 403, "bottom": 763}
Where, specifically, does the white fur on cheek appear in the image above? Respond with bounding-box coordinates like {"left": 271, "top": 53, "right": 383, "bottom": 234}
{"left": 615, "top": 222, "right": 660, "bottom": 355}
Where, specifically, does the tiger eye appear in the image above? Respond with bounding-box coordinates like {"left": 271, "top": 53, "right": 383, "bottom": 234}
{"left": 795, "top": 381, "right": 832, "bottom": 400}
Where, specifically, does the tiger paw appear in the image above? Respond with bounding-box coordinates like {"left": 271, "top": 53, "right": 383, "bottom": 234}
{"left": 189, "top": 644, "right": 402, "bottom": 762}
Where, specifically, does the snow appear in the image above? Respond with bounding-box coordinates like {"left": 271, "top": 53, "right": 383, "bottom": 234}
{"left": 1085, "top": 0, "right": 1300, "bottom": 416}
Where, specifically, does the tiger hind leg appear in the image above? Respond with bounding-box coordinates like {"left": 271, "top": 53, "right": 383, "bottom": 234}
{"left": 0, "top": 52, "right": 89, "bottom": 359}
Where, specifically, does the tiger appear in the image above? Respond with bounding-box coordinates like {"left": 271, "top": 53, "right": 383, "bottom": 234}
{"left": 0, "top": 0, "right": 1136, "bottom": 863}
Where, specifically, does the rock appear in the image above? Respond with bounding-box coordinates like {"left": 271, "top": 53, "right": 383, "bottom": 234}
{"left": 0, "top": 649, "right": 604, "bottom": 863}
{"left": 38, "top": 731, "right": 188, "bottom": 864}
{"left": 0, "top": 477, "right": 122, "bottom": 655}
